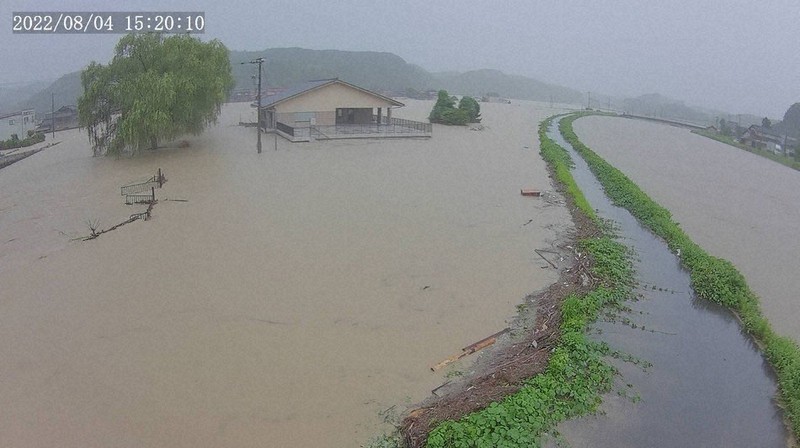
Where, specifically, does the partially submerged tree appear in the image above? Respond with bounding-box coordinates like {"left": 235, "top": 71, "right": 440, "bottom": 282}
{"left": 458, "top": 96, "right": 481, "bottom": 123}
{"left": 429, "top": 90, "right": 481, "bottom": 125}
{"left": 78, "top": 33, "right": 234, "bottom": 156}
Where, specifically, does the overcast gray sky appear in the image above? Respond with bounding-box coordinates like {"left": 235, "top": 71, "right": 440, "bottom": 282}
{"left": 2, "top": 0, "right": 799, "bottom": 117}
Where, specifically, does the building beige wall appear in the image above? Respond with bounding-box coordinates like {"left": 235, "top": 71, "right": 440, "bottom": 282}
{"left": 275, "top": 111, "right": 336, "bottom": 127}
{"left": 273, "top": 82, "right": 397, "bottom": 114}
{"left": 316, "top": 111, "right": 336, "bottom": 126}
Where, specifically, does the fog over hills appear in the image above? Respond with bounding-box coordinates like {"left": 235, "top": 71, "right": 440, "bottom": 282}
{"left": 4, "top": 46, "right": 758, "bottom": 128}
{"left": 3, "top": 1, "right": 799, "bottom": 119}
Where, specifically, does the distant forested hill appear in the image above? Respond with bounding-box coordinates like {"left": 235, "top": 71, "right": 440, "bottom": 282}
{"left": 11, "top": 47, "right": 589, "bottom": 115}
{"left": 0, "top": 80, "right": 52, "bottom": 113}
{"left": 433, "top": 69, "right": 584, "bottom": 104}
{"left": 6, "top": 71, "right": 82, "bottom": 116}
{"left": 230, "top": 48, "right": 435, "bottom": 93}
{"left": 9, "top": 46, "right": 750, "bottom": 126}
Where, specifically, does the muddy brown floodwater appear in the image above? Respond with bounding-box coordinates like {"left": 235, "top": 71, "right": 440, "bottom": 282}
{"left": 573, "top": 115, "right": 800, "bottom": 344}
{"left": 0, "top": 100, "right": 572, "bottom": 447}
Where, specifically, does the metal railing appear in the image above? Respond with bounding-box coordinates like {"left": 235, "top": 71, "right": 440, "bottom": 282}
{"left": 120, "top": 169, "right": 165, "bottom": 195}
{"left": 121, "top": 180, "right": 159, "bottom": 196}
{"left": 276, "top": 117, "right": 431, "bottom": 142}
{"left": 125, "top": 188, "right": 155, "bottom": 205}
{"left": 276, "top": 121, "right": 294, "bottom": 136}
{"left": 374, "top": 115, "right": 433, "bottom": 134}
{"left": 309, "top": 126, "right": 331, "bottom": 140}
{"left": 130, "top": 211, "right": 151, "bottom": 221}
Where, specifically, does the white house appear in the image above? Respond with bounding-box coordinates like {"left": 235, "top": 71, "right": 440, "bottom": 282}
{"left": 0, "top": 109, "right": 36, "bottom": 141}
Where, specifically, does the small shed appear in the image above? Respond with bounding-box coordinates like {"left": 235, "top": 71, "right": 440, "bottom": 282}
{"left": 257, "top": 78, "right": 431, "bottom": 141}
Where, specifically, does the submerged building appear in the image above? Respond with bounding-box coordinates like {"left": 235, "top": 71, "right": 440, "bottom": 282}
{"left": 256, "top": 78, "right": 431, "bottom": 142}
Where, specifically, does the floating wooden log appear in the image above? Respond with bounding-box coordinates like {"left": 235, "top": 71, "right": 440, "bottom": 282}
{"left": 431, "top": 327, "right": 511, "bottom": 372}
{"left": 520, "top": 189, "right": 541, "bottom": 197}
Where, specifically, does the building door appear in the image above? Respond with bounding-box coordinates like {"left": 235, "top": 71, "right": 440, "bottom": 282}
{"left": 336, "top": 108, "right": 355, "bottom": 124}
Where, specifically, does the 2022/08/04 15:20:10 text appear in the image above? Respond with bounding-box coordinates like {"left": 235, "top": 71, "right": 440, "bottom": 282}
{"left": 11, "top": 12, "right": 205, "bottom": 34}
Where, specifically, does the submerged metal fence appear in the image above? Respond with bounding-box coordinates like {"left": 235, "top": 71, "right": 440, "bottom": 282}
{"left": 125, "top": 188, "right": 155, "bottom": 205}
{"left": 121, "top": 169, "right": 165, "bottom": 205}
{"left": 129, "top": 211, "right": 151, "bottom": 221}
{"left": 276, "top": 117, "right": 432, "bottom": 142}
{"left": 120, "top": 169, "right": 165, "bottom": 196}
{"left": 374, "top": 115, "right": 433, "bottom": 134}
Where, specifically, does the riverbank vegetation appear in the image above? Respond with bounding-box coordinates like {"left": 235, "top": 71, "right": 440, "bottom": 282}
{"left": 390, "top": 110, "right": 799, "bottom": 446}
{"left": 0, "top": 131, "right": 45, "bottom": 151}
{"left": 390, "top": 115, "right": 635, "bottom": 447}
{"left": 426, "top": 237, "right": 630, "bottom": 447}
{"left": 560, "top": 113, "right": 800, "bottom": 439}
{"left": 691, "top": 129, "right": 800, "bottom": 171}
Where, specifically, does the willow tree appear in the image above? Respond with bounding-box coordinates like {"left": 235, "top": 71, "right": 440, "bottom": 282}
{"left": 78, "top": 33, "right": 234, "bottom": 156}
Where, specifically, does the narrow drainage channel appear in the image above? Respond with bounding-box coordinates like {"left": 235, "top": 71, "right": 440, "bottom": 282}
{"left": 545, "top": 117, "right": 788, "bottom": 447}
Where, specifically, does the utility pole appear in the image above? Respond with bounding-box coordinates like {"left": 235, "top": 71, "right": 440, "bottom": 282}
{"left": 587, "top": 91, "right": 592, "bottom": 110}
{"left": 51, "top": 92, "right": 55, "bottom": 139}
{"left": 242, "top": 57, "right": 265, "bottom": 154}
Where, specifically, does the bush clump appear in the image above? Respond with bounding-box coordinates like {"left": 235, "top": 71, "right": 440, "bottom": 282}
{"left": 429, "top": 90, "right": 481, "bottom": 125}
{"left": 0, "top": 131, "right": 45, "bottom": 151}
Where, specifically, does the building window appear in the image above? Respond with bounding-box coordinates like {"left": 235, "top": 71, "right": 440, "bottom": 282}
{"left": 9, "top": 119, "right": 14, "bottom": 125}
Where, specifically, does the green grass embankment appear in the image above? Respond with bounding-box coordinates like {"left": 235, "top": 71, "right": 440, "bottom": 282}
{"left": 691, "top": 129, "right": 800, "bottom": 171}
{"left": 422, "top": 116, "right": 633, "bottom": 447}
{"left": 560, "top": 114, "right": 800, "bottom": 438}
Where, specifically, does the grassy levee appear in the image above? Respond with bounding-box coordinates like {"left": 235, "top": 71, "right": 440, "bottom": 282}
{"left": 538, "top": 115, "right": 597, "bottom": 224}
{"left": 560, "top": 113, "right": 800, "bottom": 438}
{"left": 691, "top": 129, "right": 800, "bottom": 171}
{"left": 422, "top": 116, "right": 632, "bottom": 447}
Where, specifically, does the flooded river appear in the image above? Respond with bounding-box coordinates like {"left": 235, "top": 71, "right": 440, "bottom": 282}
{"left": 0, "top": 100, "right": 571, "bottom": 447}
{"left": 573, "top": 115, "right": 800, "bottom": 343}
{"left": 546, "top": 117, "right": 788, "bottom": 447}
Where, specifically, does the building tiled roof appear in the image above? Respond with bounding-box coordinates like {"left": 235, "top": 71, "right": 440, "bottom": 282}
{"left": 749, "top": 125, "right": 783, "bottom": 139}
{"left": 253, "top": 78, "right": 404, "bottom": 109}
